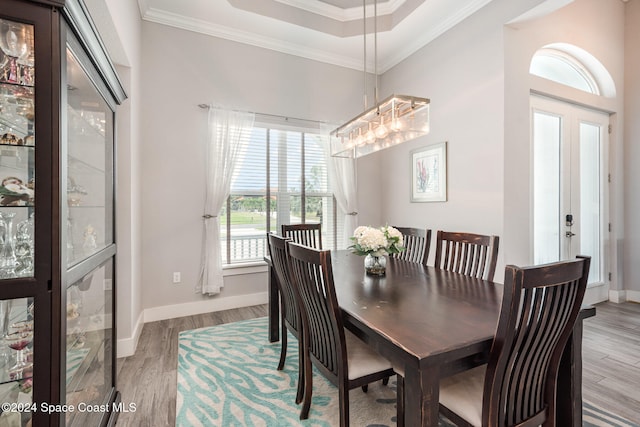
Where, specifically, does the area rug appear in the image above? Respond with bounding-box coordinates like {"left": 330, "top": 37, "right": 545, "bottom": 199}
{"left": 176, "top": 317, "right": 639, "bottom": 427}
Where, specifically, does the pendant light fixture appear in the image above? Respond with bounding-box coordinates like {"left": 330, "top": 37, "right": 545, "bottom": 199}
{"left": 331, "top": 0, "right": 430, "bottom": 158}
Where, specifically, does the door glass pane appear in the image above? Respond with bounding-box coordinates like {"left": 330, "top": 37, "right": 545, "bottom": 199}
{"left": 579, "top": 122, "right": 601, "bottom": 284}
{"left": 533, "top": 111, "right": 561, "bottom": 264}
{"left": 0, "top": 19, "right": 35, "bottom": 280}
{"left": 65, "top": 48, "right": 114, "bottom": 267}
{"left": 65, "top": 259, "right": 113, "bottom": 426}
{"left": 0, "top": 297, "right": 34, "bottom": 427}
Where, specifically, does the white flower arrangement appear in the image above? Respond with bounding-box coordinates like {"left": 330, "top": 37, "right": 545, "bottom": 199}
{"left": 349, "top": 225, "right": 405, "bottom": 256}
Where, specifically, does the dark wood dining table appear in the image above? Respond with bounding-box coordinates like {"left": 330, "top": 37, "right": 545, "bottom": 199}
{"left": 265, "top": 250, "right": 595, "bottom": 427}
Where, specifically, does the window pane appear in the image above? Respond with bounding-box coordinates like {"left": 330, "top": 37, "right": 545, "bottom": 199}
{"left": 224, "top": 125, "right": 336, "bottom": 263}
{"left": 533, "top": 111, "right": 561, "bottom": 264}
{"left": 579, "top": 122, "right": 601, "bottom": 284}
{"left": 227, "top": 195, "right": 267, "bottom": 263}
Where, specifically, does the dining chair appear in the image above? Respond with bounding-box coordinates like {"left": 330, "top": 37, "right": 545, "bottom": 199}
{"left": 438, "top": 255, "right": 590, "bottom": 427}
{"left": 282, "top": 223, "right": 322, "bottom": 249}
{"left": 434, "top": 230, "right": 500, "bottom": 281}
{"left": 267, "top": 233, "right": 304, "bottom": 404}
{"left": 286, "top": 242, "right": 397, "bottom": 426}
{"left": 391, "top": 226, "right": 432, "bottom": 265}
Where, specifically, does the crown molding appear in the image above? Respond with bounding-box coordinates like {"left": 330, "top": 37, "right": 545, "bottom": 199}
{"left": 142, "top": 8, "right": 366, "bottom": 71}
{"left": 380, "top": 0, "right": 494, "bottom": 72}
{"left": 273, "top": 0, "right": 406, "bottom": 21}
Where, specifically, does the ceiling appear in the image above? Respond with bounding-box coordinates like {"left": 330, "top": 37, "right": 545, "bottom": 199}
{"left": 136, "top": 0, "right": 495, "bottom": 73}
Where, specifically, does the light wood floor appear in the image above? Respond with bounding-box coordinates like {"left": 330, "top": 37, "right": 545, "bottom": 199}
{"left": 115, "top": 301, "right": 640, "bottom": 426}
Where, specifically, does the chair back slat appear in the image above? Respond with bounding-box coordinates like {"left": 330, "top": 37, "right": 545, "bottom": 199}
{"left": 483, "top": 256, "right": 590, "bottom": 427}
{"left": 267, "top": 234, "right": 301, "bottom": 336}
{"left": 287, "top": 242, "right": 345, "bottom": 378}
{"left": 282, "top": 223, "right": 323, "bottom": 249}
{"left": 391, "top": 227, "right": 431, "bottom": 265}
{"left": 434, "top": 230, "right": 499, "bottom": 281}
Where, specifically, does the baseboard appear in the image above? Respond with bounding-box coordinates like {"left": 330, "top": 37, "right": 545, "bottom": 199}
{"left": 608, "top": 289, "right": 640, "bottom": 303}
{"left": 583, "top": 284, "right": 609, "bottom": 306}
{"left": 143, "top": 291, "right": 269, "bottom": 323}
{"left": 625, "top": 290, "right": 640, "bottom": 303}
{"left": 117, "top": 311, "right": 144, "bottom": 358}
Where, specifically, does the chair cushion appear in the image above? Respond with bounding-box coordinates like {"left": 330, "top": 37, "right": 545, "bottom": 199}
{"left": 439, "top": 364, "right": 486, "bottom": 427}
{"left": 344, "top": 330, "right": 392, "bottom": 380}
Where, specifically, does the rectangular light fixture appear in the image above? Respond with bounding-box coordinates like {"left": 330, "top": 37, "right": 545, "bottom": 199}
{"left": 331, "top": 94, "right": 430, "bottom": 158}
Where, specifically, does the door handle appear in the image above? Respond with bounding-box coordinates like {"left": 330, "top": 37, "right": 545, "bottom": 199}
{"left": 565, "top": 231, "right": 576, "bottom": 237}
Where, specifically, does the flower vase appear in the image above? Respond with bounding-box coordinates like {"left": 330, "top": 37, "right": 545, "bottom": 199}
{"left": 364, "top": 253, "right": 386, "bottom": 276}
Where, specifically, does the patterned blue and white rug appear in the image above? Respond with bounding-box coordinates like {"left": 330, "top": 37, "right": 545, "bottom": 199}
{"left": 176, "top": 317, "right": 639, "bottom": 427}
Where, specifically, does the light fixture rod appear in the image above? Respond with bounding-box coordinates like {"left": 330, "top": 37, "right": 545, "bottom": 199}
{"left": 363, "top": 0, "right": 367, "bottom": 110}
{"left": 374, "top": 0, "right": 378, "bottom": 106}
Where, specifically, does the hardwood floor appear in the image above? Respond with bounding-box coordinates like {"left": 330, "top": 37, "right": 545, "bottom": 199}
{"left": 115, "top": 301, "right": 640, "bottom": 426}
{"left": 115, "top": 304, "right": 267, "bottom": 427}
{"left": 582, "top": 301, "right": 640, "bottom": 423}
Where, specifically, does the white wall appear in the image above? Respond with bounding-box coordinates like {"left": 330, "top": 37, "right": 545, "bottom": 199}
{"left": 361, "top": 0, "right": 627, "bottom": 296}
{"left": 504, "top": 0, "right": 625, "bottom": 304}
{"left": 372, "top": 0, "right": 518, "bottom": 281}
{"left": 624, "top": 0, "right": 640, "bottom": 299}
{"left": 139, "top": 22, "right": 367, "bottom": 315}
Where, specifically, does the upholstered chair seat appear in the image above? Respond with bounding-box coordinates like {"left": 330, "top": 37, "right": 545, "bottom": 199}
{"left": 439, "top": 365, "right": 486, "bottom": 426}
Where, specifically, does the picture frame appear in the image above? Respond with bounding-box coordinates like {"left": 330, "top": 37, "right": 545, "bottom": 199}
{"left": 410, "top": 141, "right": 447, "bottom": 202}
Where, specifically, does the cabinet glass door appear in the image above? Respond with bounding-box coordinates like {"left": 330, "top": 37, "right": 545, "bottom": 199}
{"left": 0, "top": 17, "right": 35, "bottom": 427}
{"left": 64, "top": 45, "right": 114, "bottom": 267}
{"left": 0, "top": 18, "right": 35, "bottom": 279}
{"left": 62, "top": 28, "right": 116, "bottom": 426}
{"left": 65, "top": 259, "right": 113, "bottom": 426}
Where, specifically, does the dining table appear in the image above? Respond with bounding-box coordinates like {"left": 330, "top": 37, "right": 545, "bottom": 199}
{"left": 265, "top": 250, "right": 595, "bottom": 427}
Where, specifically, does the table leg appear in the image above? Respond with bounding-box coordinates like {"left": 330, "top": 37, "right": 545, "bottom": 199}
{"left": 403, "top": 365, "right": 440, "bottom": 427}
{"left": 267, "top": 262, "right": 280, "bottom": 342}
{"left": 556, "top": 316, "right": 586, "bottom": 427}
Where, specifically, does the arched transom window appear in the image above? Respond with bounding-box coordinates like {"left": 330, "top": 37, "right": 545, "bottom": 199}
{"left": 529, "top": 43, "right": 616, "bottom": 98}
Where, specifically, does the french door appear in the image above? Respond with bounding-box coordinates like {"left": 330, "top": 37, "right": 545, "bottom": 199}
{"left": 532, "top": 95, "right": 609, "bottom": 286}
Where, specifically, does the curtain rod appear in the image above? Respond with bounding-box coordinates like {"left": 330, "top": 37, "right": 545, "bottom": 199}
{"left": 198, "top": 103, "right": 329, "bottom": 127}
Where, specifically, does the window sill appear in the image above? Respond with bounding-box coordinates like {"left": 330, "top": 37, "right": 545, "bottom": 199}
{"left": 222, "top": 261, "right": 268, "bottom": 276}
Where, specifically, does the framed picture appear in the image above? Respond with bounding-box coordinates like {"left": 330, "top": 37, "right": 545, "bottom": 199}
{"left": 410, "top": 141, "right": 447, "bottom": 202}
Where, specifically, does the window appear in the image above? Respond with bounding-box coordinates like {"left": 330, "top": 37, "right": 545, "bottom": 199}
{"left": 220, "top": 125, "right": 342, "bottom": 264}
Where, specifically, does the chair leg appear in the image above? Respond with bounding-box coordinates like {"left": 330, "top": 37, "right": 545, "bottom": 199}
{"left": 277, "top": 319, "right": 287, "bottom": 371}
{"left": 361, "top": 384, "right": 368, "bottom": 393}
{"left": 299, "top": 348, "right": 313, "bottom": 420}
{"left": 295, "top": 339, "right": 304, "bottom": 404}
{"left": 396, "top": 374, "right": 404, "bottom": 427}
{"left": 339, "top": 384, "right": 349, "bottom": 427}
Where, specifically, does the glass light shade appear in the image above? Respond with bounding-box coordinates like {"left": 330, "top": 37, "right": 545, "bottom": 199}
{"left": 331, "top": 94, "right": 430, "bottom": 158}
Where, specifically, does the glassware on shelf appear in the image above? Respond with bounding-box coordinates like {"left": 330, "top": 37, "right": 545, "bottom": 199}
{"left": 0, "top": 211, "right": 17, "bottom": 278}
{"left": 6, "top": 325, "right": 33, "bottom": 380}
{"left": 0, "top": 299, "right": 12, "bottom": 364}
{"left": 14, "top": 212, "right": 34, "bottom": 276}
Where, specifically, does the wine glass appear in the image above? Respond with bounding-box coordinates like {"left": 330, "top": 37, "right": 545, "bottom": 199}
{"left": 6, "top": 321, "right": 33, "bottom": 379}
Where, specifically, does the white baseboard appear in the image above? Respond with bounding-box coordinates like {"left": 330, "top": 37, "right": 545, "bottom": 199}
{"left": 609, "top": 289, "right": 627, "bottom": 303}
{"left": 117, "top": 311, "right": 144, "bottom": 358}
{"left": 625, "top": 290, "right": 640, "bottom": 303}
{"left": 583, "top": 284, "right": 609, "bottom": 306}
{"left": 143, "top": 291, "right": 269, "bottom": 323}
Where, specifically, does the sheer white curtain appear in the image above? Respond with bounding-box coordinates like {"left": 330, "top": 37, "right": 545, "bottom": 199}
{"left": 326, "top": 127, "right": 358, "bottom": 246}
{"left": 199, "top": 108, "right": 255, "bottom": 295}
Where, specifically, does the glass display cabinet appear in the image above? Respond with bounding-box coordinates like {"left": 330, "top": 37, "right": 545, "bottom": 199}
{"left": 0, "top": 0, "right": 126, "bottom": 425}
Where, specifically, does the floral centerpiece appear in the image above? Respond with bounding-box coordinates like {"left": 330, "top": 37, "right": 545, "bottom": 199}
{"left": 349, "top": 225, "right": 405, "bottom": 275}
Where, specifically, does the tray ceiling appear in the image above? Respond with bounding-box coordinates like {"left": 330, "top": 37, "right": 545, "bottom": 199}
{"left": 137, "top": 0, "right": 495, "bottom": 72}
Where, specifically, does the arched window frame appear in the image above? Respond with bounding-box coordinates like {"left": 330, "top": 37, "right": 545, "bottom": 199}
{"left": 530, "top": 48, "right": 600, "bottom": 95}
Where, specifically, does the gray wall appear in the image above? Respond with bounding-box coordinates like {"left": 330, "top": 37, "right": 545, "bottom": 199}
{"left": 624, "top": 0, "right": 640, "bottom": 297}
{"left": 140, "top": 22, "right": 368, "bottom": 315}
